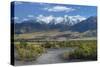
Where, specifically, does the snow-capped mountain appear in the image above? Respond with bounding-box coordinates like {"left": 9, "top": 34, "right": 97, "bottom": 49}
{"left": 13, "top": 15, "right": 86, "bottom": 26}
{"left": 36, "top": 15, "right": 86, "bottom": 26}
{"left": 14, "top": 16, "right": 96, "bottom": 34}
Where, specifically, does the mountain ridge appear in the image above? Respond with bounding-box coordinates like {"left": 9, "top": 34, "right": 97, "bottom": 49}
{"left": 13, "top": 16, "right": 97, "bottom": 34}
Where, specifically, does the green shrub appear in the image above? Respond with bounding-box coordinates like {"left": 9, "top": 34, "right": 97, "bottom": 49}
{"left": 15, "top": 43, "right": 45, "bottom": 61}
{"left": 62, "top": 40, "right": 97, "bottom": 60}
{"left": 70, "top": 43, "right": 97, "bottom": 60}
{"left": 20, "top": 42, "right": 28, "bottom": 48}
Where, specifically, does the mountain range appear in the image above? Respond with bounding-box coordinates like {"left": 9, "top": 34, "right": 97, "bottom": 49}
{"left": 13, "top": 16, "right": 97, "bottom": 34}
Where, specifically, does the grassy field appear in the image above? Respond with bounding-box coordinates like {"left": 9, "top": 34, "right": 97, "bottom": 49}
{"left": 14, "top": 30, "right": 62, "bottom": 39}
{"left": 62, "top": 40, "right": 97, "bottom": 60}
{"left": 14, "top": 40, "right": 97, "bottom": 61}
{"left": 14, "top": 30, "right": 97, "bottom": 61}
{"left": 15, "top": 42, "right": 46, "bottom": 61}
{"left": 14, "top": 31, "right": 83, "bottom": 40}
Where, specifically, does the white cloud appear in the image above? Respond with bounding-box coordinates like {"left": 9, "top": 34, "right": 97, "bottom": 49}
{"left": 22, "top": 18, "right": 29, "bottom": 21}
{"left": 14, "top": 1, "right": 23, "bottom": 5}
{"left": 13, "top": 17, "right": 19, "bottom": 20}
{"left": 39, "top": 3, "right": 50, "bottom": 6}
{"left": 27, "top": 15, "right": 34, "bottom": 18}
{"left": 43, "top": 6, "right": 75, "bottom": 12}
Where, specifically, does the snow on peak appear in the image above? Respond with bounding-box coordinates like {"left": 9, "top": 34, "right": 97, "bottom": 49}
{"left": 36, "top": 15, "right": 86, "bottom": 25}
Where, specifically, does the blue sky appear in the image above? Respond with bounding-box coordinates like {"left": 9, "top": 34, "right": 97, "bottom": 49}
{"left": 12, "top": 1, "right": 97, "bottom": 22}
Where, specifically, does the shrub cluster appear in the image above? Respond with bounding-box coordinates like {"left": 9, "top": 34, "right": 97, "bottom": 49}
{"left": 15, "top": 42, "right": 45, "bottom": 61}
{"left": 62, "top": 40, "right": 97, "bottom": 60}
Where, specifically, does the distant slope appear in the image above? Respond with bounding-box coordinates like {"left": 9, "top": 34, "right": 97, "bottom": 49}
{"left": 70, "top": 16, "right": 97, "bottom": 32}
{"left": 14, "top": 20, "right": 49, "bottom": 34}
{"left": 82, "top": 30, "right": 97, "bottom": 37}
{"left": 14, "top": 20, "right": 70, "bottom": 34}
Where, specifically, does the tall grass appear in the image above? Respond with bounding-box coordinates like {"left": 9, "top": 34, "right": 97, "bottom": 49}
{"left": 15, "top": 40, "right": 97, "bottom": 61}
{"left": 62, "top": 40, "right": 97, "bottom": 60}
{"left": 15, "top": 42, "right": 45, "bottom": 61}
